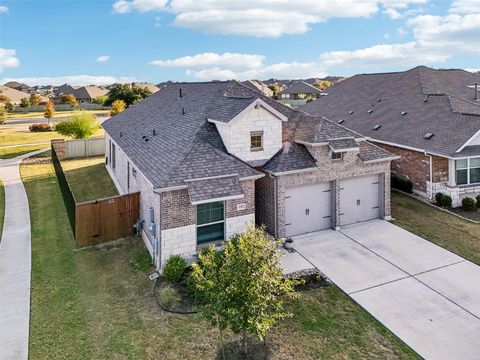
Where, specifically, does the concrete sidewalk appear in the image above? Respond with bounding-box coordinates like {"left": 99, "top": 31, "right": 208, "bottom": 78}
{"left": 0, "top": 149, "right": 48, "bottom": 360}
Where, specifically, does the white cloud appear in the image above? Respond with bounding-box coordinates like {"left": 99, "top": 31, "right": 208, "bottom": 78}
{"left": 0, "top": 5, "right": 9, "bottom": 13}
{"left": 112, "top": 0, "right": 428, "bottom": 37}
{"left": 465, "top": 68, "right": 480, "bottom": 73}
{"left": 0, "top": 75, "right": 137, "bottom": 86}
{"left": 450, "top": 0, "right": 480, "bottom": 14}
{"left": 0, "top": 48, "right": 19, "bottom": 72}
{"left": 384, "top": 8, "right": 403, "bottom": 19}
{"left": 96, "top": 55, "right": 110, "bottom": 63}
{"left": 150, "top": 52, "right": 265, "bottom": 69}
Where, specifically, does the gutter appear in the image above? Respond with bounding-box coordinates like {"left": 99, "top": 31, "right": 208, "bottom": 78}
{"left": 426, "top": 152, "right": 434, "bottom": 200}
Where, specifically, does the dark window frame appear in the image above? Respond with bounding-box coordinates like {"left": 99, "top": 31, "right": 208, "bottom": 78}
{"left": 250, "top": 131, "right": 264, "bottom": 152}
{"left": 196, "top": 201, "right": 225, "bottom": 245}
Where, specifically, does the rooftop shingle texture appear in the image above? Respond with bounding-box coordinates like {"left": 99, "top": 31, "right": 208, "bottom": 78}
{"left": 358, "top": 141, "right": 399, "bottom": 162}
{"left": 279, "top": 81, "right": 323, "bottom": 95}
{"left": 329, "top": 138, "right": 359, "bottom": 151}
{"left": 0, "top": 85, "right": 31, "bottom": 104}
{"left": 294, "top": 115, "right": 364, "bottom": 144}
{"left": 263, "top": 142, "right": 317, "bottom": 174}
{"left": 301, "top": 66, "right": 480, "bottom": 157}
{"left": 188, "top": 175, "right": 243, "bottom": 204}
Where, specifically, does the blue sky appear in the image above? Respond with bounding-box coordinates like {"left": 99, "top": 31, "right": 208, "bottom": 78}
{"left": 0, "top": 0, "right": 479, "bottom": 85}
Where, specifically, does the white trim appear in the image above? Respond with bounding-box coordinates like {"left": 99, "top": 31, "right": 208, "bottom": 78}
{"left": 330, "top": 146, "right": 358, "bottom": 153}
{"left": 266, "top": 166, "right": 317, "bottom": 176}
{"left": 362, "top": 156, "right": 401, "bottom": 164}
{"left": 240, "top": 174, "right": 265, "bottom": 181}
{"left": 208, "top": 98, "right": 288, "bottom": 124}
{"left": 184, "top": 173, "right": 238, "bottom": 182}
{"left": 455, "top": 129, "right": 480, "bottom": 153}
{"left": 154, "top": 185, "right": 188, "bottom": 193}
{"left": 295, "top": 140, "right": 329, "bottom": 147}
{"left": 191, "top": 194, "right": 244, "bottom": 205}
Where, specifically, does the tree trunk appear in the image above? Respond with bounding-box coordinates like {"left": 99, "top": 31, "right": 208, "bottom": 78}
{"left": 218, "top": 324, "right": 225, "bottom": 360}
{"left": 242, "top": 330, "right": 247, "bottom": 355}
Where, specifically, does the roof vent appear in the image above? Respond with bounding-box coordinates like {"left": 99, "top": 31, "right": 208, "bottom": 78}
{"left": 338, "top": 119, "right": 345, "bottom": 124}
{"left": 475, "top": 82, "right": 478, "bottom": 101}
{"left": 349, "top": 110, "right": 354, "bottom": 115}
{"left": 368, "top": 109, "right": 373, "bottom": 114}
{"left": 182, "top": 106, "right": 185, "bottom": 115}
{"left": 145, "top": 138, "right": 149, "bottom": 142}
{"left": 179, "top": 88, "right": 183, "bottom": 98}
{"left": 120, "top": 132, "right": 123, "bottom": 137}
{"left": 282, "top": 142, "right": 291, "bottom": 154}
{"left": 376, "top": 98, "right": 382, "bottom": 102}
{"left": 424, "top": 133, "right": 434, "bottom": 140}
{"left": 423, "top": 96, "right": 428, "bottom": 102}
{"left": 142, "top": 135, "right": 147, "bottom": 139}
{"left": 373, "top": 125, "right": 381, "bottom": 130}
{"left": 152, "top": 129, "right": 156, "bottom": 136}
{"left": 401, "top": 111, "right": 408, "bottom": 116}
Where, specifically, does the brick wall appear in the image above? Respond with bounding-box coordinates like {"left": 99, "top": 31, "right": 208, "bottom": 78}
{"left": 159, "top": 189, "right": 195, "bottom": 230}
{"left": 376, "top": 143, "right": 449, "bottom": 192}
{"left": 225, "top": 180, "right": 255, "bottom": 218}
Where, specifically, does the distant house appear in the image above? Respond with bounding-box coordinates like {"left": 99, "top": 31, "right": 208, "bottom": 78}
{"left": 302, "top": 66, "right": 480, "bottom": 207}
{"left": 55, "top": 84, "right": 79, "bottom": 96}
{"left": 131, "top": 82, "right": 160, "bottom": 94}
{"left": 0, "top": 85, "right": 31, "bottom": 105}
{"left": 241, "top": 80, "right": 274, "bottom": 97}
{"left": 73, "top": 86, "right": 109, "bottom": 103}
{"left": 3, "top": 81, "right": 35, "bottom": 94}
{"left": 278, "top": 81, "right": 323, "bottom": 108}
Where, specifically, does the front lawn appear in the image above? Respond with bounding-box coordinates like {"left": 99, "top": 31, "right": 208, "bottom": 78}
{"left": 0, "top": 145, "right": 49, "bottom": 159}
{"left": 7, "top": 110, "right": 110, "bottom": 120}
{"left": 392, "top": 191, "right": 480, "bottom": 265}
{"left": 0, "top": 126, "right": 104, "bottom": 147}
{"left": 60, "top": 156, "right": 118, "bottom": 203}
{"left": 22, "top": 158, "right": 417, "bottom": 359}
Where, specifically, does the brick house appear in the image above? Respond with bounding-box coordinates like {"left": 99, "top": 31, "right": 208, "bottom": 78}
{"left": 278, "top": 80, "right": 323, "bottom": 108}
{"left": 302, "top": 66, "right": 480, "bottom": 207}
{"left": 102, "top": 81, "right": 396, "bottom": 269}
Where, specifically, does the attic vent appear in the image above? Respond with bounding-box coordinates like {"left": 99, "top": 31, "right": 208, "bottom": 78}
{"left": 152, "top": 129, "right": 156, "bottom": 136}
{"left": 401, "top": 111, "right": 408, "bottom": 116}
{"left": 179, "top": 88, "right": 183, "bottom": 98}
{"left": 145, "top": 138, "right": 150, "bottom": 142}
{"left": 373, "top": 125, "right": 381, "bottom": 131}
{"left": 424, "top": 133, "right": 434, "bottom": 140}
{"left": 376, "top": 98, "right": 382, "bottom": 102}
{"left": 338, "top": 119, "right": 345, "bottom": 124}
{"left": 349, "top": 111, "right": 354, "bottom": 115}
{"left": 368, "top": 109, "right": 373, "bottom": 114}
{"left": 120, "top": 132, "right": 123, "bottom": 137}
{"left": 182, "top": 107, "right": 185, "bottom": 115}
{"left": 142, "top": 135, "right": 147, "bottom": 139}
{"left": 423, "top": 97, "right": 428, "bottom": 102}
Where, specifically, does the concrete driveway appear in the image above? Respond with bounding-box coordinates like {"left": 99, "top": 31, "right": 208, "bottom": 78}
{"left": 293, "top": 220, "right": 480, "bottom": 360}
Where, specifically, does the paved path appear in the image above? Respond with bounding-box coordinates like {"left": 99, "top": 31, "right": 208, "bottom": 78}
{"left": 0, "top": 142, "right": 50, "bottom": 149}
{"left": 293, "top": 220, "right": 480, "bottom": 360}
{"left": 0, "top": 149, "right": 48, "bottom": 360}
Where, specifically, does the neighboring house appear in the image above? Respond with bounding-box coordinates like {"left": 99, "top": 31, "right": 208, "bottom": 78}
{"left": 102, "top": 81, "right": 397, "bottom": 269}
{"left": 131, "top": 82, "right": 160, "bottom": 94}
{"left": 73, "top": 86, "right": 109, "bottom": 103}
{"left": 55, "top": 84, "right": 79, "bottom": 96}
{"left": 3, "top": 81, "right": 35, "bottom": 94}
{"left": 0, "top": 85, "right": 31, "bottom": 105}
{"left": 241, "top": 80, "right": 274, "bottom": 97}
{"left": 302, "top": 66, "right": 480, "bottom": 207}
{"left": 278, "top": 80, "right": 323, "bottom": 108}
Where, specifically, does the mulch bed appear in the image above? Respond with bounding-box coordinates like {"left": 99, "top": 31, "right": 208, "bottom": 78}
{"left": 442, "top": 205, "right": 480, "bottom": 222}
{"left": 154, "top": 272, "right": 198, "bottom": 314}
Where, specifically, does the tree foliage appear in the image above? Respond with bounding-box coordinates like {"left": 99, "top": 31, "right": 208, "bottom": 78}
{"left": 191, "top": 225, "right": 297, "bottom": 356}
{"left": 0, "top": 103, "right": 7, "bottom": 124}
{"left": 29, "top": 93, "right": 42, "bottom": 105}
{"left": 55, "top": 111, "right": 99, "bottom": 139}
{"left": 110, "top": 99, "right": 126, "bottom": 116}
{"left": 44, "top": 100, "right": 56, "bottom": 121}
{"left": 267, "top": 83, "right": 283, "bottom": 96}
{"left": 106, "top": 84, "right": 152, "bottom": 107}
{"left": 94, "top": 95, "right": 108, "bottom": 105}
{"left": 313, "top": 80, "right": 333, "bottom": 90}
{"left": 0, "top": 90, "right": 13, "bottom": 114}
{"left": 20, "top": 97, "right": 30, "bottom": 109}
{"left": 60, "top": 94, "right": 78, "bottom": 107}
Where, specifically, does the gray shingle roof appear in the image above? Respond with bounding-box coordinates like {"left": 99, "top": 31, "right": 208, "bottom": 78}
{"left": 329, "top": 138, "right": 359, "bottom": 151}
{"left": 279, "top": 81, "right": 323, "bottom": 95}
{"left": 188, "top": 175, "right": 243, "bottom": 204}
{"left": 301, "top": 66, "right": 480, "bottom": 158}
{"left": 358, "top": 141, "right": 399, "bottom": 162}
{"left": 263, "top": 143, "right": 317, "bottom": 174}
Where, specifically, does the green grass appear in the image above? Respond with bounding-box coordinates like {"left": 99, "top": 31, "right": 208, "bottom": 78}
{"left": 60, "top": 157, "right": 118, "bottom": 203}
{"left": 0, "top": 180, "right": 4, "bottom": 237}
{"left": 0, "top": 145, "right": 49, "bottom": 159}
{"left": 22, "top": 159, "right": 417, "bottom": 360}
{"left": 7, "top": 110, "right": 110, "bottom": 120}
{"left": 0, "top": 127, "right": 104, "bottom": 147}
{"left": 392, "top": 191, "right": 480, "bottom": 265}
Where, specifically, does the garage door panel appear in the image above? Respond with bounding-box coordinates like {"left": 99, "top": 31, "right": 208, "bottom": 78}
{"left": 285, "top": 182, "right": 332, "bottom": 237}
{"left": 340, "top": 175, "right": 382, "bottom": 226}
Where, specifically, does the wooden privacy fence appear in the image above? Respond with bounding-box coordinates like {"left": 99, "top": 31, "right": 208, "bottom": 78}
{"left": 51, "top": 141, "right": 139, "bottom": 248}
{"left": 75, "top": 193, "right": 140, "bottom": 247}
{"left": 65, "top": 137, "right": 105, "bottom": 158}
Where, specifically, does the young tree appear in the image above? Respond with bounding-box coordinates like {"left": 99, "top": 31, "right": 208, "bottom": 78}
{"left": 20, "top": 97, "right": 30, "bottom": 112}
{"left": 0, "top": 103, "right": 7, "bottom": 125}
{"left": 313, "top": 80, "right": 333, "bottom": 90}
{"left": 60, "top": 94, "right": 78, "bottom": 107}
{"left": 94, "top": 95, "right": 108, "bottom": 105}
{"left": 191, "top": 226, "right": 297, "bottom": 357}
{"left": 55, "top": 111, "right": 99, "bottom": 139}
{"left": 110, "top": 99, "right": 126, "bottom": 116}
{"left": 267, "top": 83, "right": 282, "bottom": 97}
{"left": 44, "top": 100, "right": 56, "bottom": 123}
{"left": 29, "top": 93, "right": 42, "bottom": 105}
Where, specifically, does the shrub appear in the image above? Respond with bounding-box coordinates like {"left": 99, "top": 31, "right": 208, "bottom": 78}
{"left": 462, "top": 197, "right": 476, "bottom": 212}
{"left": 29, "top": 123, "right": 53, "bottom": 132}
{"left": 162, "top": 255, "right": 187, "bottom": 282}
{"left": 55, "top": 111, "right": 99, "bottom": 139}
{"left": 476, "top": 195, "right": 480, "bottom": 209}
{"left": 391, "top": 175, "right": 413, "bottom": 193}
{"left": 435, "top": 192, "right": 452, "bottom": 208}
{"left": 110, "top": 99, "right": 126, "bottom": 116}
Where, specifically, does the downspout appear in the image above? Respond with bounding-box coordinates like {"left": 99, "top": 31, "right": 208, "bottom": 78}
{"left": 272, "top": 174, "right": 278, "bottom": 238}
{"left": 426, "top": 152, "right": 433, "bottom": 200}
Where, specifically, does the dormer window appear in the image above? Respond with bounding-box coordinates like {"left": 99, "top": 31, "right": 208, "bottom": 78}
{"left": 250, "top": 131, "right": 263, "bottom": 152}
{"left": 332, "top": 152, "right": 344, "bottom": 161}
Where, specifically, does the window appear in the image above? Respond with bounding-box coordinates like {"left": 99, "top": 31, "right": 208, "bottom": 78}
{"left": 111, "top": 142, "right": 116, "bottom": 169}
{"left": 197, "top": 201, "right": 225, "bottom": 244}
{"left": 148, "top": 207, "right": 156, "bottom": 238}
{"left": 250, "top": 131, "right": 263, "bottom": 151}
{"left": 456, "top": 158, "right": 480, "bottom": 185}
{"left": 331, "top": 152, "right": 344, "bottom": 160}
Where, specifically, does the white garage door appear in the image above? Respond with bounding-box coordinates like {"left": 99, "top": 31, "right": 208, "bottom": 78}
{"left": 339, "top": 174, "right": 382, "bottom": 226}
{"left": 285, "top": 182, "right": 333, "bottom": 237}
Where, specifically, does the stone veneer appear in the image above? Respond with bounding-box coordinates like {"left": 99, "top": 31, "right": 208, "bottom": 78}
{"left": 269, "top": 143, "right": 391, "bottom": 238}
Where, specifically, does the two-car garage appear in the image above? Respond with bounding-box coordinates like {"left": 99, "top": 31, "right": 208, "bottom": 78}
{"left": 284, "top": 174, "right": 383, "bottom": 237}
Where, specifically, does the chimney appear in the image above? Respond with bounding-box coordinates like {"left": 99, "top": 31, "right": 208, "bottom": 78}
{"left": 475, "top": 82, "right": 478, "bottom": 101}
{"left": 179, "top": 88, "right": 183, "bottom": 98}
